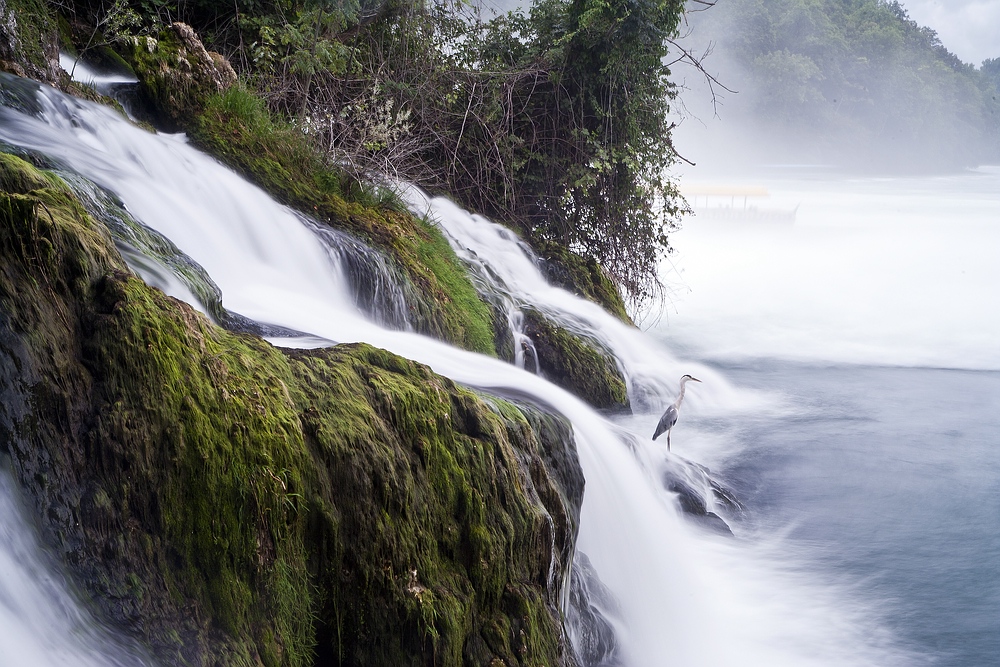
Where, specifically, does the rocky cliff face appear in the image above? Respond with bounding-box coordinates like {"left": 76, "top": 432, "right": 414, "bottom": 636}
{"left": 120, "top": 22, "right": 237, "bottom": 131}
{"left": 0, "top": 153, "right": 584, "bottom": 666}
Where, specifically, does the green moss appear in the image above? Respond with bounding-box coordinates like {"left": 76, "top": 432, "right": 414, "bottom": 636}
{"left": 87, "top": 274, "right": 316, "bottom": 664}
{"left": 0, "top": 152, "right": 61, "bottom": 192}
{"left": 191, "top": 86, "right": 497, "bottom": 355}
{"left": 523, "top": 308, "right": 629, "bottom": 411}
{"left": 411, "top": 220, "right": 495, "bottom": 354}
{"left": 2, "top": 0, "right": 57, "bottom": 76}
{"left": 84, "top": 44, "right": 134, "bottom": 78}
{"left": 0, "top": 155, "right": 315, "bottom": 666}
{"left": 0, "top": 152, "right": 581, "bottom": 666}
{"left": 286, "top": 344, "right": 575, "bottom": 665}
{"left": 534, "top": 239, "right": 632, "bottom": 324}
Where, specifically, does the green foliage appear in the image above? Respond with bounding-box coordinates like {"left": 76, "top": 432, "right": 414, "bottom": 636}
{"left": 248, "top": 8, "right": 356, "bottom": 81}
{"left": 156, "top": 0, "right": 685, "bottom": 308}
{"left": 982, "top": 58, "right": 1000, "bottom": 92}
{"left": 693, "top": 0, "right": 1000, "bottom": 169}
{"left": 503, "top": 0, "right": 687, "bottom": 305}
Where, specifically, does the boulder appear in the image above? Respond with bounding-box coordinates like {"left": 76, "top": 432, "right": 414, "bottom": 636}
{"left": 0, "top": 151, "right": 585, "bottom": 667}
{"left": 522, "top": 308, "right": 630, "bottom": 412}
{"left": 121, "top": 22, "right": 236, "bottom": 130}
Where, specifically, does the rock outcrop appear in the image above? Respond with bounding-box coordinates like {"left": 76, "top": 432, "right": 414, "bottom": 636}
{"left": 0, "top": 152, "right": 584, "bottom": 666}
{"left": 120, "top": 22, "right": 236, "bottom": 130}
{"left": 522, "top": 308, "right": 629, "bottom": 412}
{"left": 0, "top": 0, "right": 61, "bottom": 83}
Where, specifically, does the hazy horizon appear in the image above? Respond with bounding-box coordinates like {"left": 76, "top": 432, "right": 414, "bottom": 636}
{"left": 902, "top": 0, "right": 1000, "bottom": 67}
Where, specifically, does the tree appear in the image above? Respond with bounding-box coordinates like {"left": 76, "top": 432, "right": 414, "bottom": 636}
{"left": 453, "top": 0, "right": 689, "bottom": 305}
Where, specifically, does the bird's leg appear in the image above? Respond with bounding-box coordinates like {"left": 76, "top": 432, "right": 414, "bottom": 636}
{"left": 667, "top": 430, "right": 671, "bottom": 452}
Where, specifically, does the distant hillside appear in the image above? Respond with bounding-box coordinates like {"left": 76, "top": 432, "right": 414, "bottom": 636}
{"left": 679, "top": 0, "right": 1000, "bottom": 172}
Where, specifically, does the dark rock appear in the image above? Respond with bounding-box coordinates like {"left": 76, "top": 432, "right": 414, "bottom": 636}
{"left": 661, "top": 460, "right": 743, "bottom": 536}
{"left": 568, "top": 552, "right": 622, "bottom": 667}
{"left": 522, "top": 308, "right": 629, "bottom": 412}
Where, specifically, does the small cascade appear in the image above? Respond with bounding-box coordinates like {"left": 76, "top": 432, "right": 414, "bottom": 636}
{"left": 304, "top": 217, "right": 415, "bottom": 331}
{"left": 0, "top": 464, "right": 157, "bottom": 667}
{"left": 402, "top": 187, "right": 751, "bottom": 415}
{"left": 405, "top": 200, "right": 539, "bottom": 369}
{"left": 57, "top": 52, "right": 143, "bottom": 118}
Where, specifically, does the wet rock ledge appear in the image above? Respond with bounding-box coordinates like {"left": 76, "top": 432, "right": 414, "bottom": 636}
{"left": 0, "top": 153, "right": 584, "bottom": 666}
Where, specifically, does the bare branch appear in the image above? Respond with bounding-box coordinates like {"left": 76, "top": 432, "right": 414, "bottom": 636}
{"left": 666, "top": 36, "right": 737, "bottom": 117}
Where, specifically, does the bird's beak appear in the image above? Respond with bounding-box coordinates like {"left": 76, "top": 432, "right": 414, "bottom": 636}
{"left": 691, "top": 377, "right": 702, "bottom": 383}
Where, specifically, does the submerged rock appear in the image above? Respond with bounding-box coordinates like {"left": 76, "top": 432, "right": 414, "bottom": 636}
{"left": 661, "top": 459, "right": 744, "bottom": 536}
{"left": 0, "top": 153, "right": 584, "bottom": 666}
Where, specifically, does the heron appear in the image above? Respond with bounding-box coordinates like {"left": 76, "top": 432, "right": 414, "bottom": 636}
{"left": 652, "top": 374, "right": 701, "bottom": 452}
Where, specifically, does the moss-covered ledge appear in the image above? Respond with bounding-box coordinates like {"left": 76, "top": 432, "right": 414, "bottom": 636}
{"left": 186, "top": 86, "right": 497, "bottom": 355}
{"left": 521, "top": 308, "right": 629, "bottom": 412}
{"left": 532, "top": 239, "right": 632, "bottom": 325}
{"left": 0, "top": 153, "right": 583, "bottom": 666}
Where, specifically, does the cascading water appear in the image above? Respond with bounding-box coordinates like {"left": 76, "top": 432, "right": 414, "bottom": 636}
{"left": 0, "top": 75, "right": 925, "bottom": 666}
{"left": 0, "top": 463, "right": 156, "bottom": 666}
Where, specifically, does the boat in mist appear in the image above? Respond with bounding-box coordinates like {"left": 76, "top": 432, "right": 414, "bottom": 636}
{"left": 681, "top": 184, "right": 797, "bottom": 224}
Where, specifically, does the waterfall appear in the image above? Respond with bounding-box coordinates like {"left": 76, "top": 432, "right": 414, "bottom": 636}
{"left": 0, "top": 75, "right": 919, "bottom": 666}
{"left": 400, "top": 186, "right": 759, "bottom": 414}
{"left": 0, "top": 464, "right": 155, "bottom": 666}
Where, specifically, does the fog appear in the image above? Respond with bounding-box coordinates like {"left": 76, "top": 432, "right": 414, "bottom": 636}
{"left": 903, "top": 0, "right": 1000, "bottom": 66}
{"left": 658, "top": 168, "right": 1000, "bottom": 370}
{"left": 671, "top": 0, "right": 1000, "bottom": 175}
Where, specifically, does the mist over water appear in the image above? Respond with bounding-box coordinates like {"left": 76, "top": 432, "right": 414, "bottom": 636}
{"left": 664, "top": 168, "right": 1000, "bottom": 369}
{"left": 659, "top": 167, "right": 1000, "bottom": 666}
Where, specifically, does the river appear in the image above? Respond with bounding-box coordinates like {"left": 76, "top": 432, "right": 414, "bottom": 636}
{"left": 654, "top": 171, "right": 1000, "bottom": 667}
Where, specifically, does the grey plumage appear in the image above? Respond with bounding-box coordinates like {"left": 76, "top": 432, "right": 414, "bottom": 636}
{"left": 652, "top": 404, "right": 678, "bottom": 441}
{"left": 652, "top": 374, "right": 701, "bottom": 451}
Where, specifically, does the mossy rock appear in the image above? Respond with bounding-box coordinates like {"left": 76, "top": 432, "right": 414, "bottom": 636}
{"left": 533, "top": 239, "right": 632, "bottom": 325}
{"left": 0, "top": 153, "right": 582, "bottom": 666}
{"left": 286, "top": 345, "right": 582, "bottom": 666}
{"left": 0, "top": 0, "right": 61, "bottom": 83}
{"left": 191, "top": 86, "right": 497, "bottom": 356}
{"left": 117, "top": 22, "right": 236, "bottom": 131}
{"left": 522, "top": 308, "right": 629, "bottom": 412}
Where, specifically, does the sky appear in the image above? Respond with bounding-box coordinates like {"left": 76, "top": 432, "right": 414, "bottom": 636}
{"left": 900, "top": 0, "right": 1000, "bottom": 66}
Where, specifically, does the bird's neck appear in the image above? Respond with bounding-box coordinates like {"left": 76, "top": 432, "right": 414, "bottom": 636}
{"left": 675, "top": 381, "right": 688, "bottom": 407}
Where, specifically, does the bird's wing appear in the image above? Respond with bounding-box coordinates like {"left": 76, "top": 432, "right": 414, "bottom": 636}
{"left": 652, "top": 405, "right": 678, "bottom": 440}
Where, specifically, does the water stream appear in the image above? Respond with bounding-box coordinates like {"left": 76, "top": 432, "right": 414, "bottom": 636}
{"left": 0, "top": 465, "right": 155, "bottom": 666}
{"left": 0, "top": 76, "right": 977, "bottom": 666}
